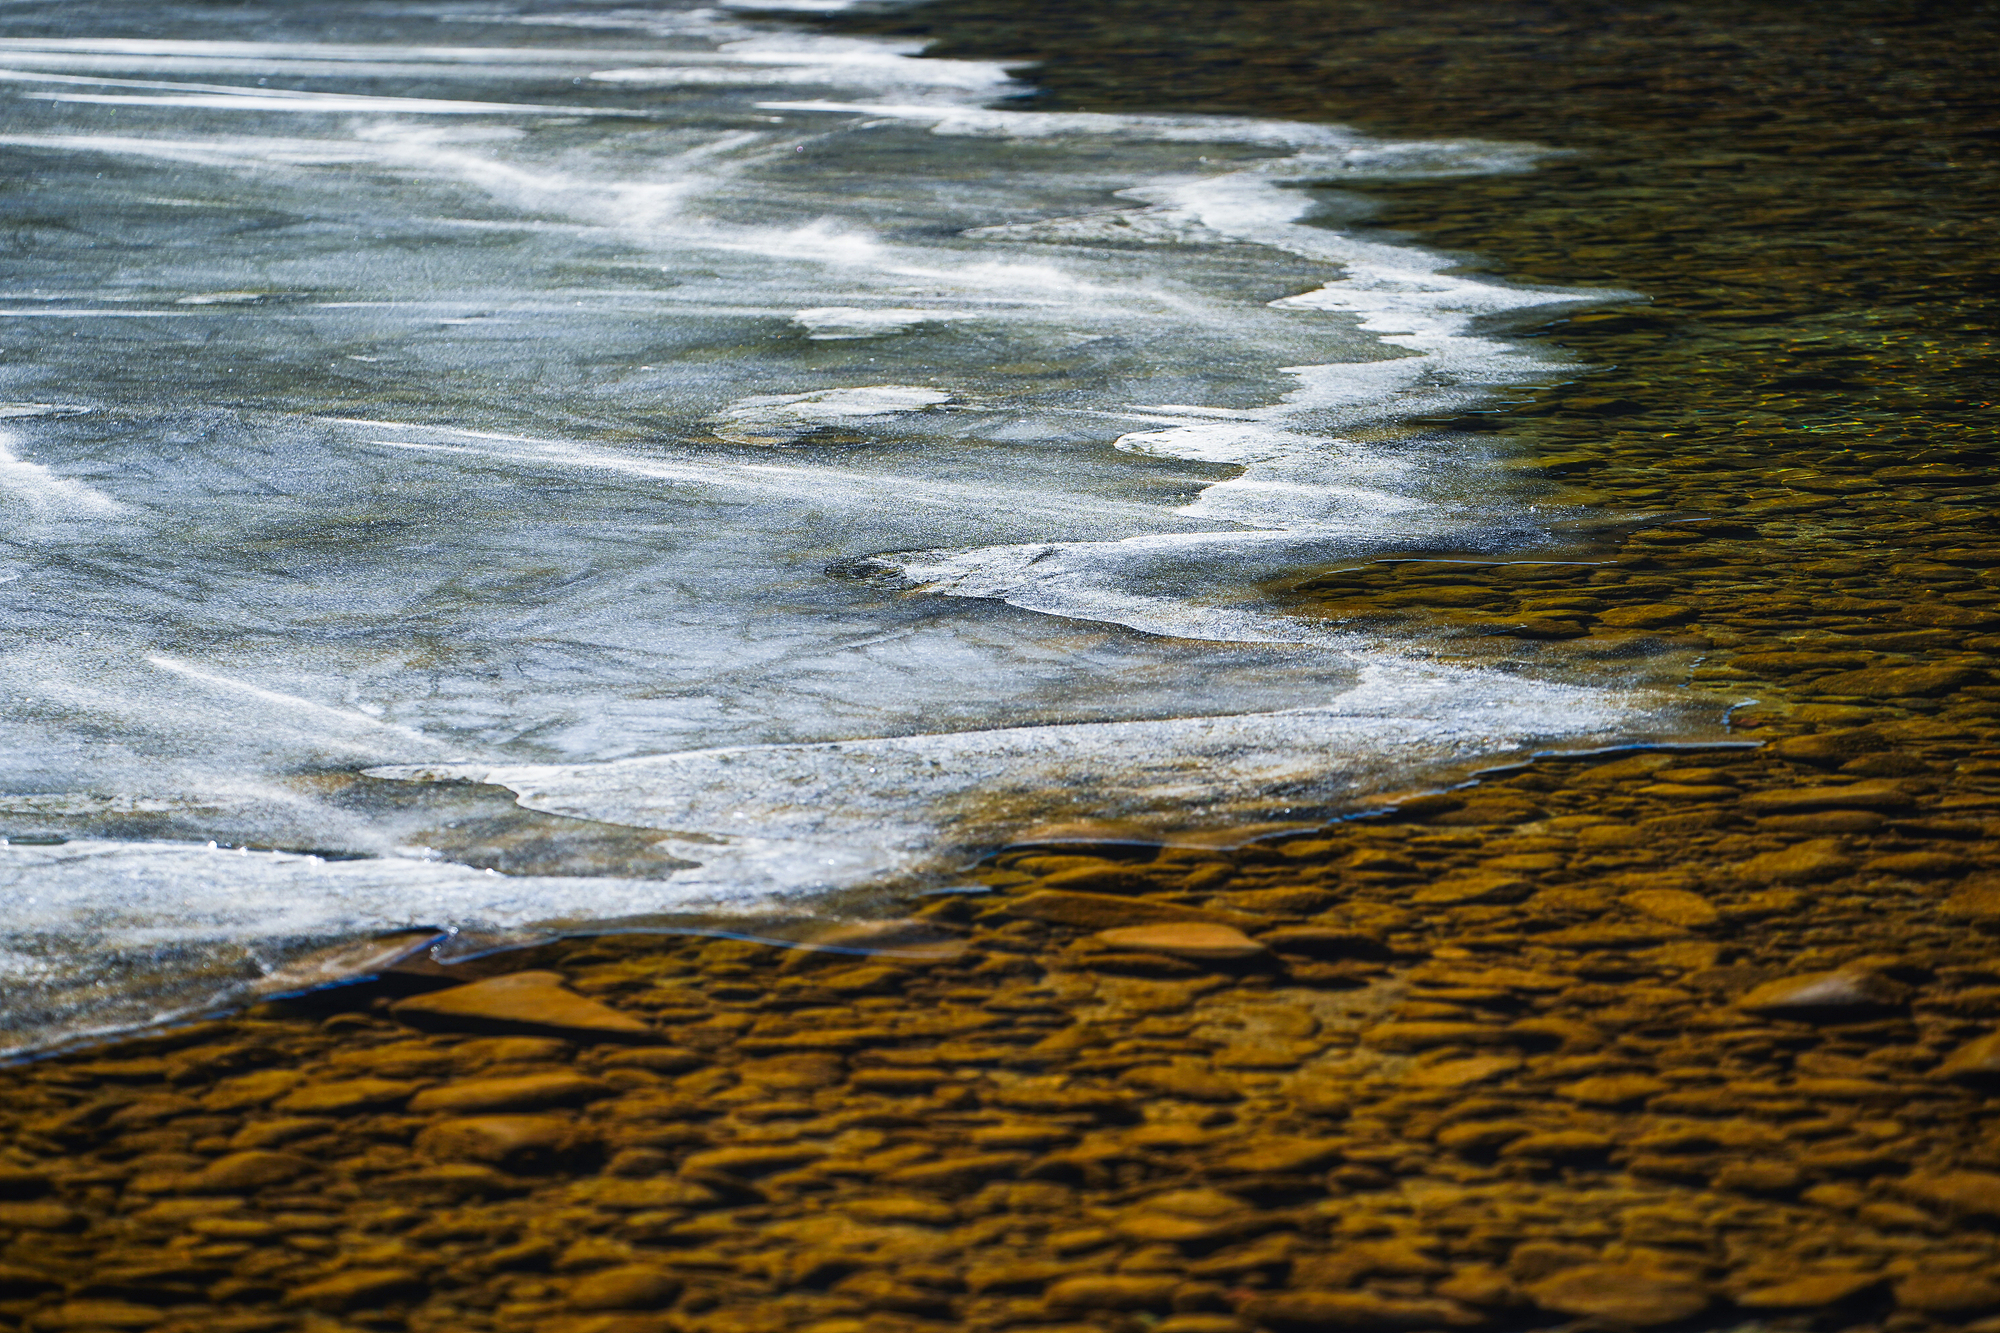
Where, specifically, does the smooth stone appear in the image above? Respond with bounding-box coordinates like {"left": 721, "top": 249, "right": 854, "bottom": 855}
{"left": 1755, "top": 811, "right": 1885, "bottom": 833}
{"left": 1897, "top": 1273, "right": 2000, "bottom": 1316}
{"left": 1735, "top": 1272, "right": 1882, "bottom": 1309}
{"left": 1899, "top": 1170, "right": 2000, "bottom": 1220}
{"left": 680, "top": 1145, "right": 827, "bottom": 1178}
{"left": 1361, "top": 1022, "right": 1504, "bottom": 1052}
{"left": 1044, "top": 1274, "right": 1180, "bottom": 1312}
{"left": 1094, "top": 924, "right": 1267, "bottom": 962}
{"left": 1620, "top": 889, "right": 1718, "bottom": 927}
{"left": 410, "top": 1073, "right": 615, "bottom": 1115}
{"left": 1406, "top": 1055, "right": 1522, "bottom": 1089}
{"left": 1598, "top": 603, "right": 1696, "bottom": 628}
{"left": 1246, "top": 1290, "right": 1483, "bottom": 1332}
{"left": 1740, "top": 780, "right": 1916, "bottom": 812}
{"left": 1120, "top": 1060, "right": 1243, "bottom": 1103}
{"left": 1812, "top": 663, "right": 1984, "bottom": 697}
{"left": 568, "top": 1265, "right": 684, "bottom": 1311}
{"left": 879, "top": 1153, "right": 1032, "bottom": 1191}
{"left": 1937, "top": 1030, "right": 2000, "bottom": 1085}
{"left": 414, "top": 1115, "right": 585, "bottom": 1169}
{"left": 182, "top": 1151, "right": 311, "bottom": 1194}
{"left": 1528, "top": 1264, "right": 1710, "bottom": 1325}
{"left": 274, "top": 1078, "right": 414, "bottom": 1115}
{"left": 1733, "top": 838, "right": 1855, "bottom": 883}
{"left": 1738, "top": 969, "right": 1907, "bottom": 1020}
{"left": 1867, "top": 850, "right": 1968, "bottom": 878}
{"left": 390, "top": 971, "right": 656, "bottom": 1042}
{"left": 284, "top": 1268, "right": 426, "bottom": 1312}
{"left": 1215, "top": 1137, "right": 1347, "bottom": 1174}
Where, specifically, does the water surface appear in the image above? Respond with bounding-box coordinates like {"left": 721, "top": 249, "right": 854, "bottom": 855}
{"left": 0, "top": 0, "right": 1693, "bottom": 1052}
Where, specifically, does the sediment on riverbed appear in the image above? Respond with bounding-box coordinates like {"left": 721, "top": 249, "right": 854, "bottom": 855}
{"left": 4, "top": 724, "right": 1999, "bottom": 1333}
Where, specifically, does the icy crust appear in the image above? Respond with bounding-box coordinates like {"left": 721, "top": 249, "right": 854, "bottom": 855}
{"left": 708, "top": 385, "right": 952, "bottom": 444}
{"left": 0, "top": 0, "right": 1655, "bottom": 1053}
{"left": 368, "top": 656, "right": 1642, "bottom": 895}
{"left": 0, "top": 840, "right": 697, "bottom": 1059}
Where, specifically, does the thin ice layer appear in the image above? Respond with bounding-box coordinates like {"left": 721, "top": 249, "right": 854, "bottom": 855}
{"left": 0, "top": 0, "right": 1672, "bottom": 1054}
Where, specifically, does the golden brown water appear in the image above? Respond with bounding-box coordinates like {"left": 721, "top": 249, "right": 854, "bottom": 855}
{"left": 3, "top": 1, "right": 1999, "bottom": 1330}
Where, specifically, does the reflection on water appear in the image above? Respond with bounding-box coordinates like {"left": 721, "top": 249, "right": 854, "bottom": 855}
{"left": 0, "top": 0, "right": 1696, "bottom": 1052}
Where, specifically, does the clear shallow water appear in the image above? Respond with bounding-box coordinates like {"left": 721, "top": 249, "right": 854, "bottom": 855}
{"left": 1, "top": 0, "right": 1687, "bottom": 1052}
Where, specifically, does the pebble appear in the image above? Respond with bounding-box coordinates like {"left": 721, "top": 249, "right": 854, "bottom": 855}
{"left": 389, "top": 970, "right": 658, "bottom": 1041}
{"left": 1737, "top": 969, "right": 1907, "bottom": 1019}
{"left": 410, "top": 1072, "right": 615, "bottom": 1114}
{"left": 1734, "top": 838, "right": 1856, "bottom": 882}
{"left": 1093, "top": 923, "right": 1267, "bottom": 961}
{"left": 1527, "top": 1264, "right": 1710, "bottom": 1325}
{"left": 1735, "top": 1271, "right": 1884, "bottom": 1309}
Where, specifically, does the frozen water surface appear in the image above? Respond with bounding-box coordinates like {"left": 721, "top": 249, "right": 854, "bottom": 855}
{"left": 2, "top": 0, "right": 1676, "bottom": 1052}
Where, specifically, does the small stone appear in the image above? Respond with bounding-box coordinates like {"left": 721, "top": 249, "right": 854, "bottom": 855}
{"left": 1756, "top": 810, "right": 1885, "bottom": 833}
{"left": 1599, "top": 603, "right": 1696, "bottom": 629}
{"left": 1621, "top": 889, "right": 1717, "bottom": 927}
{"left": 1736, "top": 1272, "right": 1884, "bottom": 1310}
{"left": 390, "top": 971, "right": 656, "bottom": 1042}
{"left": 1360, "top": 1022, "right": 1503, "bottom": 1052}
{"left": 1813, "top": 663, "right": 1984, "bottom": 697}
{"left": 1738, "top": 969, "right": 1907, "bottom": 1020}
{"left": 1245, "top": 1290, "right": 1482, "bottom": 1332}
{"left": 844, "top": 1195, "right": 957, "bottom": 1226}
{"left": 1559, "top": 1074, "right": 1668, "bottom": 1107}
{"left": 1899, "top": 1170, "right": 2000, "bottom": 1220}
{"left": 596, "top": 1046, "right": 703, "bottom": 1074}
{"left": 183, "top": 1150, "right": 310, "bottom": 1194}
{"left": 0, "top": 1202, "right": 79, "bottom": 1230}
{"left": 1094, "top": 924, "right": 1267, "bottom": 962}
{"left": 1435, "top": 1265, "right": 1516, "bottom": 1308}
{"left": 204, "top": 1069, "right": 303, "bottom": 1110}
{"left": 1734, "top": 838, "right": 1855, "bottom": 883}
{"left": 829, "top": 1271, "right": 953, "bottom": 1316}
{"left": 1045, "top": 1274, "right": 1180, "bottom": 1312}
{"left": 569, "top": 1265, "right": 683, "bottom": 1311}
{"left": 275, "top": 1078, "right": 415, "bottom": 1115}
{"left": 1945, "top": 878, "right": 2000, "bottom": 918}
{"left": 285, "top": 1268, "right": 426, "bottom": 1312}
{"left": 1215, "top": 1137, "right": 1346, "bottom": 1174}
{"left": 1740, "top": 781, "right": 1916, "bottom": 813}
{"left": 41, "top": 1301, "right": 161, "bottom": 1329}
{"left": 1712, "top": 1161, "right": 1803, "bottom": 1196}
{"left": 1896, "top": 1273, "right": 2000, "bottom": 1316}
{"left": 1868, "top": 850, "right": 1969, "bottom": 878}
{"left": 410, "top": 1073, "right": 614, "bottom": 1115}
{"left": 1121, "top": 1060, "right": 1243, "bottom": 1102}
{"left": 680, "top": 1145, "right": 827, "bottom": 1178}
{"left": 415, "top": 1115, "right": 585, "bottom": 1169}
{"left": 1527, "top": 1265, "right": 1709, "bottom": 1326}
{"left": 1412, "top": 872, "right": 1528, "bottom": 904}
{"left": 850, "top": 1067, "right": 947, "bottom": 1095}
{"left": 1937, "top": 1030, "right": 2000, "bottom": 1085}
{"left": 1406, "top": 1056, "right": 1521, "bottom": 1089}
{"left": 1497, "top": 1131, "right": 1613, "bottom": 1164}
{"left": 880, "top": 1152, "right": 1030, "bottom": 1191}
